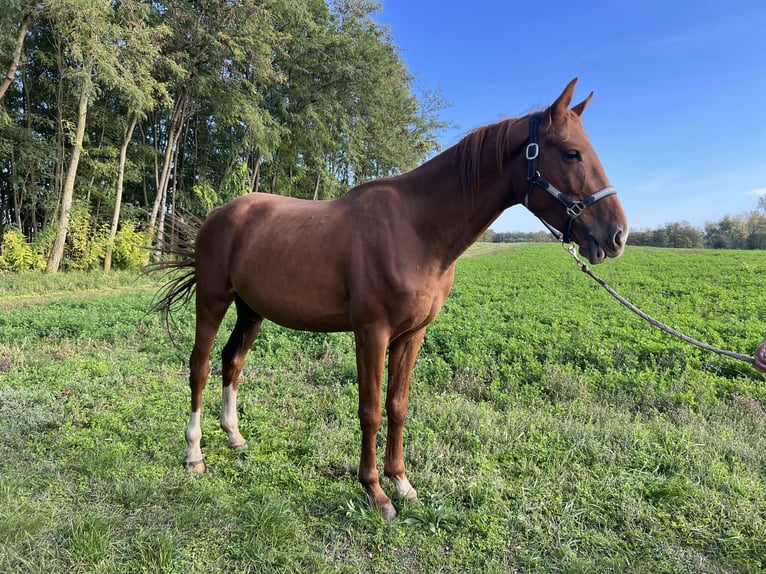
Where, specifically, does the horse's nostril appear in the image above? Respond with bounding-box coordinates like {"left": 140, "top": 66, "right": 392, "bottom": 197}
{"left": 613, "top": 229, "right": 625, "bottom": 248}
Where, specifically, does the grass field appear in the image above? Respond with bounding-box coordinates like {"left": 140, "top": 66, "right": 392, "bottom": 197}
{"left": 1, "top": 244, "right": 765, "bottom": 573}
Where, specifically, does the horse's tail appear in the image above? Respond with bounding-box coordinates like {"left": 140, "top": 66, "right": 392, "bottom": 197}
{"left": 146, "top": 215, "right": 200, "bottom": 333}
{"left": 148, "top": 248, "right": 197, "bottom": 329}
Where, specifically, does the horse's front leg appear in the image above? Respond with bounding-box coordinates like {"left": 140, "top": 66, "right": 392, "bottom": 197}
{"left": 384, "top": 327, "right": 425, "bottom": 503}
{"left": 354, "top": 325, "right": 394, "bottom": 519}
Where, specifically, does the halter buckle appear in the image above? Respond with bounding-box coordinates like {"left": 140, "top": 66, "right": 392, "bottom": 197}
{"left": 525, "top": 142, "right": 539, "bottom": 160}
{"left": 567, "top": 202, "right": 584, "bottom": 218}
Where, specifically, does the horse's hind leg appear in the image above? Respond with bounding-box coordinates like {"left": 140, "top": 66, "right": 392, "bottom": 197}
{"left": 185, "top": 290, "right": 233, "bottom": 473}
{"left": 220, "top": 295, "right": 263, "bottom": 449}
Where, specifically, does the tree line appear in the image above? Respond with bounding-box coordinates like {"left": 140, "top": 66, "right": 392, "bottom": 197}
{"left": 482, "top": 199, "right": 766, "bottom": 250}
{"left": 0, "top": 0, "right": 448, "bottom": 272}
{"left": 622, "top": 204, "right": 766, "bottom": 250}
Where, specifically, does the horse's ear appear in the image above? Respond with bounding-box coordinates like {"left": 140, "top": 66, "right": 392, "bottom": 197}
{"left": 551, "top": 77, "right": 579, "bottom": 119}
{"left": 571, "top": 91, "right": 594, "bottom": 116}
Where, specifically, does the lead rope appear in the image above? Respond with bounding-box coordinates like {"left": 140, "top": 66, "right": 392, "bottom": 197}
{"left": 563, "top": 243, "right": 756, "bottom": 365}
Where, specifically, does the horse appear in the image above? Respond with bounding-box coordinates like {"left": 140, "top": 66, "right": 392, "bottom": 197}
{"left": 152, "top": 78, "right": 628, "bottom": 520}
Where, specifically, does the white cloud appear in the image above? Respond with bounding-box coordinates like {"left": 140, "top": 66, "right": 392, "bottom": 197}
{"left": 745, "top": 188, "right": 766, "bottom": 196}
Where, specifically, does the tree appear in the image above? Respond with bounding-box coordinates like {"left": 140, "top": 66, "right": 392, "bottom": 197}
{"left": 744, "top": 211, "right": 766, "bottom": 250}
{"left": 704, "top": 216, "right": 745, "bottom": 249}
{"left": 0, "top": 2, "right": 47, "bottom": 238}
{"left": 0, "top": 6, "right": 31, "bottom": 103}
{"left": 47, "top": 0, "right": 125, "bottom": 271}
{"left": 663, "top": 221, "right": 703, "bottom": 248}
{"left": 103, "top": 113, "right": 138, "bottom": 271}
{"left": 104, "top": 0, "right": 168, "bottom": 271}
{"left": 261, "top": 0, "right": 447, "bottom": 200}
{"left": 145, "top": 0, "right": 282, "bottom": 246}
{"left": 46, "top": 24, "right": 92, "bottom": 271}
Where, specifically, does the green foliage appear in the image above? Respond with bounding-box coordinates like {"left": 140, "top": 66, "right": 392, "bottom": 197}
{"left": 627, "top": 212, "right": 766, "bottom": 250}
{"left": 0, "top": 228, "right": 47, "bottom": 271}
{"left": 1, "top": 245, "right": 765, "bottom": 572}
{"left": 1, "top": 0, "right": 449, "bottom": 272}
{"left": 192, "top": 180, "right": 220, "bottom": 216}
{"left": 63, "top": 202, "right": 109, "bottom": 270}
{"left": 111, "top": 222, "right": 148, "bottom": 270}
{"left": 402, "top": 495, "right": 460, "bottom": 533}
{"left": 0, "top": 228, "right": 37, "bottom": 271}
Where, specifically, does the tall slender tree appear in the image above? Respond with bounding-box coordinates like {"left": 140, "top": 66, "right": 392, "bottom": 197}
{"left": 47, "top": 0, "right": 116, "bottom": 271}
{"left": 103, "top": 1, "right": 168, "bottom": 271}
{"left": 46, "top": 36, "right": 92, "bottom": 271}
{"left": 0, "top": 8, "right": 31, "bottom": 103}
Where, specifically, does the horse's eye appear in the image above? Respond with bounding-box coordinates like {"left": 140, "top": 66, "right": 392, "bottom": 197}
{"left": 563, "top": 150, "right": 582, "bottom": 162}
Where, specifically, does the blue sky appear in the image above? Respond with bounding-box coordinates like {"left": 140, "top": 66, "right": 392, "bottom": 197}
{"left": 375, "top": 0, "right": 766, "bottom": 232}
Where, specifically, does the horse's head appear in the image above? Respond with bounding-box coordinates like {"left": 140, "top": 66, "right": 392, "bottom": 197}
{"left": 522, "top": 78, "right": 628, "bottom": 264}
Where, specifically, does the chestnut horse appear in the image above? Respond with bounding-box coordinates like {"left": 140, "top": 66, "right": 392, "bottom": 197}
{"left": 153, "top": 78, "right": 628, "bottom": 520}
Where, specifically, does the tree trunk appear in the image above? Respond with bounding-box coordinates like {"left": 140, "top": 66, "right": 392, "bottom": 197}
{"left": 270, "top": 150, "right": 280, "bottom": 194}
{"left": 148, "top": 94, "right": 186, "bottom": 242}
{"left": 312, "top": 171, "right": 321, "bottom": 200}
{"left": 104, "top": 113, "right": 137, "bottom": 272}
{"left": 0, "top": 14, "right": 29, "bottom": 102}
{"left": 155, "top": 141, "right": 178, "bottom": 258}
{"left": 250, "top": 153, "right": 261, "bottom": 193}
{"left": 52, "top": 36, "right": 66, "bottom": 228}
{"left": 10, "top": 147, "right": 22, "bottom": 230}
{"left": 47, "top": 71, "right": 90, "bottom": 273}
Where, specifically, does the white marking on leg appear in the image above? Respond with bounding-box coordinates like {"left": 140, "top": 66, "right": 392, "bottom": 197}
{"left": 221, "top": 385, "right": 246, "bottom": 448}
{"left": 392, "top": 476, "right": 418, "bottom": 501}
{"left": 184, "top": 410, "right": 205, "bottom": 472}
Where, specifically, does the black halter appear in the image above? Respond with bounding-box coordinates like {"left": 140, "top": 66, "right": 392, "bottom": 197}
{"left": 523, "top": 113, "right": 617, "bottom": 243}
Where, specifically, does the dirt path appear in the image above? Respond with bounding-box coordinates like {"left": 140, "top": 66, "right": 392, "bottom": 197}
{"left": 0, "top": 285, "right": 158, "bottom": 312}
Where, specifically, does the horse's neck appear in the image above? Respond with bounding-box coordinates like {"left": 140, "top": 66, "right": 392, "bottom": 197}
{"left": 401, "top": 127, "right": 523, "bottom": 267}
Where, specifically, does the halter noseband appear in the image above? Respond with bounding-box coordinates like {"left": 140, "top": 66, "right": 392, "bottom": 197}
{"left": 523, "top": 113, "right": 617, "bottom": 243}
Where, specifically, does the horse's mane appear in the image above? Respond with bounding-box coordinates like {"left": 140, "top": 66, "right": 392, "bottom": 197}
{"left": 455, "top": 112, "right": 542, "bottom": 194}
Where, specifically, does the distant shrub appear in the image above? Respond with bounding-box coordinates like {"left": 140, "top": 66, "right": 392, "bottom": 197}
{"left": 0, "top": 229, "right": 46, "bottom": 271}
{"left": 112, "top": 223, "right": 149, "bottom": 270}
{"left": 65, "top": 203, "right": 109, "bottom": 270}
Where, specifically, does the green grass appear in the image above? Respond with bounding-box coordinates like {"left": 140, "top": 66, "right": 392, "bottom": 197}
{"left": 1, "top": 245, "right": 765, "bottom": 572}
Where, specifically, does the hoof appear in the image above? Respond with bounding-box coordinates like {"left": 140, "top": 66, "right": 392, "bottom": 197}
{"left": 225, "top": 430, "right": 247, "bottom": 449}
{"left": 183, "top": 459, "right": 206, "bottom": 474}
{"left": 380, "top": 503, "right": 397, "bottom": 521}
{"left": 401, "top": 487, "right": 418, "bottom": 503}
{"left": 391, "top": 477, "right": 418, "bottom": 502}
